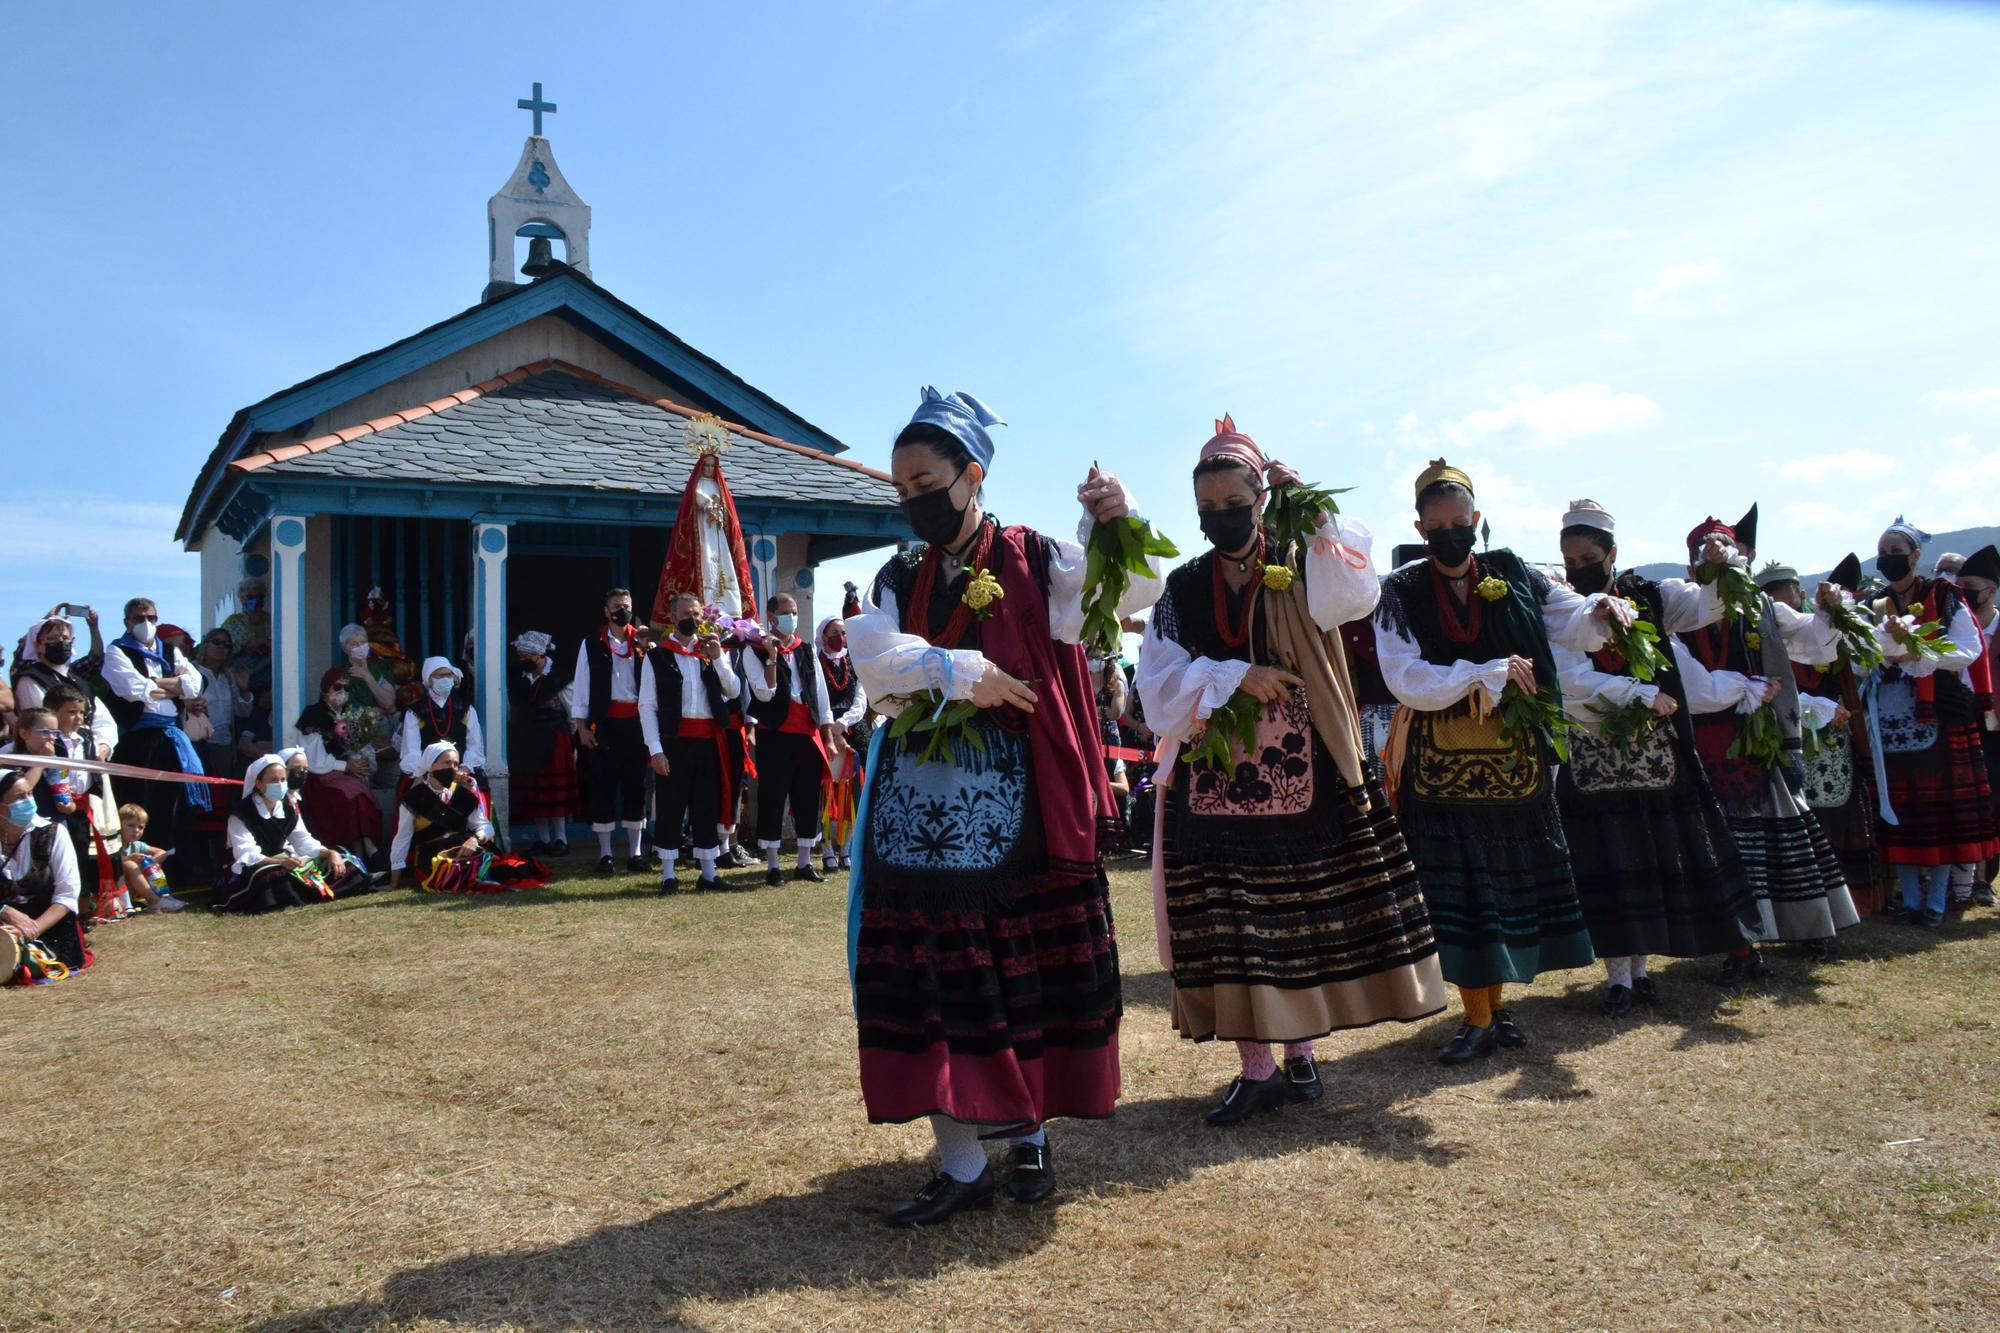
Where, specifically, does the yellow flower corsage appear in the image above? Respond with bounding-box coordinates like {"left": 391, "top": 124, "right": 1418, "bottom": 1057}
{"left": 1745, "top": 631, "right": 1763, "bottom": 651}
{"left": 962, "top": 567, "right": 1004, "bottom": 618}
{"left": 1475, "top": 575, "right": 1509, "bottom": 602}
{"left": 1261, "top": 563, "right": 1296, "bottom": 593}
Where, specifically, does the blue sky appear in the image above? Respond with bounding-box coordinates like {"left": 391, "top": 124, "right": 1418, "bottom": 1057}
{"left": 7, "top": 0, "right": 2000, "bottom": 652}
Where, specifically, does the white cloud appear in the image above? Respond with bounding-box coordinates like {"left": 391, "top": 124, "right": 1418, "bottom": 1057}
{"left": 1921, "top": 386, "right": 2000, "bottom": 415}
{"left": 1632, "top": 259, "right": 1726, "bottom": 311}
{"left": 1453, "top": 383, "right": 1660, "bottom": 451}
{"left": 1774, "top": 448, "right": 1893, "bottom": 482}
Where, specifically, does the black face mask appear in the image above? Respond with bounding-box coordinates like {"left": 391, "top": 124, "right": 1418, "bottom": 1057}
{"left": 676, "top": 617, "right": 698, "bottom": 637}
{"left": 1877, "top": 552, "right": 1913, "bottom": 582}
{"left": 1199, "top": 503, "right": 1260, "bottom": 554}
{"left": 1426, "top": 526, "right": 1478, "bottom": 565}
{"left": 608, "top": 608, "right": 632, "bottom": 627}
{"left": 431, "top": 768, "right": 456, "bottom": 784}
{"left": 287, "top": 771, "right": 306, "bottom": 792}
{"left": 902, "top": 471, "right": 970, "bottom": 549}
{"left": 41, "top": 641, "right": 72, "bottom": 666}
{"left": 1568, "top": 562, "right": 1612, "bottom": 596}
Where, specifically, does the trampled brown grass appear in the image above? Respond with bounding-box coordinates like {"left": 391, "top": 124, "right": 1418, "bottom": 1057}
{"left": 4, "top": 860, "right": 1998, "bottom": 1331}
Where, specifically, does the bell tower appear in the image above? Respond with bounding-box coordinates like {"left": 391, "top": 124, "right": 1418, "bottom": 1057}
{"left": 484, "top": 82, "right": 592, "bottom": 302}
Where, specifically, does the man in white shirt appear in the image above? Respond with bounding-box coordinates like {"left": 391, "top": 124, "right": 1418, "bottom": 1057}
{"left": 640, "top": 592, "right": 744, "bottom": 892}
{"left": 570, "top": 588, "right": 651, "bottom": 875}
{"left": 746, "top": 593, "right": 847, "bottom": 886}
{"left": 101, "top": 598, "right": 209, "bottom": 887}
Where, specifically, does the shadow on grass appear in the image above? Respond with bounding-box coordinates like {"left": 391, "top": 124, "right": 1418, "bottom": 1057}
{"left": 255, "top": 1094, "right": 1459, "bottom": 1330}
{"left": 333, "top": 868, "right": 822, "bottom": 911}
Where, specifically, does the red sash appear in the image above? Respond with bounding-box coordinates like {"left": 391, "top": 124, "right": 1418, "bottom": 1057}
{"left": 606, "top": 701, "right": 640, "bottom": 720}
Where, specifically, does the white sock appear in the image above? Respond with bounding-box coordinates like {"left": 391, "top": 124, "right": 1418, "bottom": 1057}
{"left": 1630, "top": 955, "right": 1650, "bottom": 980}
{"left": 1007, "top": 1126, "right": 1046, "bottom": 1148}
{"left": 764, "top": 843, "right": 782, "bottom": 870}
{"left": 624, "top": 823, "right": 647, "bottom": 858}
{"left": 1605, "top": 956, "right": 1633, "bottom": 988}
{"left": 695, "top": 849, "right": 718, "bottom": 879}
{"left": 797, "top": 846, "right": 814, "bottom": 868}
{"left": 930, "top": 1115, "right": 987, "bottom": 1183}
{"left": 594, "top": 828, "right": 614, "bottom": 857}
{"left": 660, "top": 851, "right": 678, "bottom": 879}
{"left": 534, "top": 818, "right": 553, "bottom": 841}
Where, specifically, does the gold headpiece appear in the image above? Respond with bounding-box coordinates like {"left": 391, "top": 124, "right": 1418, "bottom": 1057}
{"left": 1414, "top": 457, "right": 1473, "bottom": 504}
{"left": 683, "top": 413, "right": 733, "bottom": 459}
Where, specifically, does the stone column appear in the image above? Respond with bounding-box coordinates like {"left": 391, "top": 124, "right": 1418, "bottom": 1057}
{"left": 269, "top": 514, "right": 310, "bottom": 747}
{"left": 471, "top": 521, "right": 512, "bottom": 834}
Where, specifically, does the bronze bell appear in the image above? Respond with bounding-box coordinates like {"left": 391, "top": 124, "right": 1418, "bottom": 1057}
{"left": 520, "top": 236, "right": 562, "bottom": 279}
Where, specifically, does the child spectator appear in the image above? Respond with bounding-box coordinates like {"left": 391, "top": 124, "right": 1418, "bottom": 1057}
{"left": 107, "top": 803, "right": 186, "bottom": 914}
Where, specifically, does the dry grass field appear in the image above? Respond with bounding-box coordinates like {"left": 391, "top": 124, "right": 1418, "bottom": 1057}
{"left": 4, "top": 857, "right": 1998, "bottom": 1331}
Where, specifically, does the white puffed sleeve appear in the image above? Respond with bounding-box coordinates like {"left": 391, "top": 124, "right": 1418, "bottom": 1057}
{"left": 849, "top": 579, "right": 986, "bottom": 721}
{"left": 1540, "top": 580, "right": 1613, "bottom": 653}
{"left": 1656, "top": 576, "right": 1723, "bottom": 634}
{"left": 1893, "top": 603, "right": 1981, "bottom": 679}
{"left": 1799, "top": 694, "right": 1841, "bottom": 729}
{"left": 1554, "top": 644, "right": 1656, "bottom": 731}
{"left": 1769, "top": 598, "right": 1841, "bottom": 667}
{"left": 1047, "top": 484, "right": 1167, "bottom": 644}
{"left": 1134, "top": 616, "right": 1251, "bottom": 753}
{"left": 1304, "top": 516, "right": 1380, "bottom": 632}
{"left": 1376, "top": 611, "right": 1511, "bottom": 712}
{"left": 1671, "top": 640, "right": 1766, "bottom": 715}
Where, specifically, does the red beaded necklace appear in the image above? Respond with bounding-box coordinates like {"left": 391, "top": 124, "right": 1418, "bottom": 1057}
{"left": 905, "top": 520, "right": 997, "bottom": 649}
{"left": 1430, "top": 556, "right": 1484, "bottom": 646}
{"left": 1210, "top": 533, "right": 1266, "bottom": 651}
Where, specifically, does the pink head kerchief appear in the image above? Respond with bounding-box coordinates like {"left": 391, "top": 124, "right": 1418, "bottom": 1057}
{"left": 1197, "top": 414, "right": 1268, "bottom": 476}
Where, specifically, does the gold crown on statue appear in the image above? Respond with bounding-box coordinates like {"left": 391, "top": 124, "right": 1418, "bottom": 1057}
{"left": 683, "top": 413, "right": 733, "bottom": 458}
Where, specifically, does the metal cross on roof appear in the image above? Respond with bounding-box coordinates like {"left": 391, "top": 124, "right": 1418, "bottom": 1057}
{"left": 516, "top": 82, "right": 557, "bottom": 136}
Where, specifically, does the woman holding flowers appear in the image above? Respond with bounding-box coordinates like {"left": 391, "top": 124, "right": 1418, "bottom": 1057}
{"left": 1135, "top": 416, "right": 1442, "bottom": 1124}
{"left": 1375, "top": 460, "right": 1624, "bottom": 1065}
{"left": 847, "top": 387, "right": 1162, "bottom": 1227}
{"left": 1672, "top": 515, "right": 1855, "bottom": 979}
{"left": 1867, "top": 519, "right": 2000, "bottom": 926}
{"left": 1550, "top": 501, "right": 1758, "bottom": 1016}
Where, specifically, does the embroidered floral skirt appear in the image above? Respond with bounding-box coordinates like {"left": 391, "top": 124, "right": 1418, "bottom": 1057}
{"left": 1556, "top": 722, "right": 1757, "bottom": 960}
{"left": 854, "top": 718, "right": 1121, "bottom": 1132}
{"left": 1397, "top": 705, "right": 1594, "bottom": 989}
{"left": 1800, "top": 722, "right": 1892, "bottom": 914}
{"left": 1162, "top": 691, "right": 1443, "bottom": 1042}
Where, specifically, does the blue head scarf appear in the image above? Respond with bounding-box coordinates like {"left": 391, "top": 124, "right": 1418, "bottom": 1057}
{"left": 898, "top": 387, "right": 1006, "bottom": 472}
{"left": 1884, "top": 515, "right": 1933, "bottom": 547}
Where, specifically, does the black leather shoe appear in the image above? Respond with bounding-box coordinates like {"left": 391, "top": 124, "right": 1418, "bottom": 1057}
{"left": 793, "top": 862, "right": 827, "bottom": 883}
{"left": 1283, "top": 1056, "right": 1324, "bottom": 1103}
{"left": 1716, "top": 953, "right": 1751, "bottom": 986}
{"left": 1632, "top": 976, "right": 1661, "bottom": 1006}
{"left": 525, "top": 840, "right": 551, "bottom": 857}
{"left": 1922, "top": 908, "right": 1946, "bottom": 929}
{"left": 625, "top": 855, "right": 651, "bottom": 874}
{"left": 885, "top": 1167, "right": 996, "bottom": 1228}
{"left": 765, "top": 867, "right": 784, "bottom": 887}
{"left": 1601, "top": 984, "right": 1634, "bottom": 1017}
{"left": 594, "top": 855, "right": 615, "bottom": 877}
{"left": 1492, "top": 1009, "right": 1528, "bottom": 1048}
{"left": 1205, "top": 1071, "right": 1288, "bottom": 1125}
{"left": 656, "top": 871, "right": 679, "bottom": 896}
{"left": 1747, "top": 949, "right": 1773, "bottom": 979}
{"left": 1438, "top": 1022, "right": 1498, "bottom": 1066}
{"left": 695, "top": 875, "right": 720, "bottom": 892}
{"left": 1005, "top": 1142, "right": 1054, "bottom": 1204}
{"left": 1974, "top": 885, "right": 1996, "bottom": 908}
{"left": 549, "top": 840, "right": 569, "bottom": 857}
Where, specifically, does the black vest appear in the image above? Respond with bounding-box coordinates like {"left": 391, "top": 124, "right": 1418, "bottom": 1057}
{"left": 750, "top": 638, "right": 821, "bottom": 729}
{"left": 232, "top": 795, "right": 300, "bottom": 857}
{"left": 821, "top": 652, "right": 859, "bottom": 718}
{"left": 0, "top": 825, "right": 60, "bottom": 912}
{"left": 11, "top": 661, "right": 97, "bottom": 728}
{"left": 582, "top": 634, "right": 640, "bottom": 721}
{"left": 412, "top": 696, "right": 471, "bottom": 756}
{"left": 648, "top": 647, "right": 729, "bottom": 736}
{"left": 103, "top": 643, "right": 187, "bottom": 730}
{"left": 403, "top": 780, "right": 482, "bottom": 863}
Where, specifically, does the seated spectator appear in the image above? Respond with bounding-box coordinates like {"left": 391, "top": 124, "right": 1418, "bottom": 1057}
{"left": 102, "top": 598, "right": 209, "bottom": 888}
{"left": 1, "top": 767, "right": 91, "bottom": 982}
{"left": 106, "top": 803, "right": 185, "bottom": 915}
{"left": 192, "top": 629, "right": 252, "bottom": 778}
{"left": 390, "top": 742, "right": 546, "bottom": 894}
{"left": 398, "top": 657, "right": 486, "bottom": 783}
{"left": 293, "top": 670, "right": 385, "bottom": 863}
{"left": 216, "top": 755, "right": 366, "bottom": 913}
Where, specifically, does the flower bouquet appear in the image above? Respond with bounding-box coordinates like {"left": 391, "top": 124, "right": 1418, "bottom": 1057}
{"left": 1080, "top": 517, "right": 1177, "bottom": 656}
{"left": 1184, "top": 690, "right": 1262, "bottom": 772}
{"left": 701, "top": 604, "right": 765, "bottom": 644}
